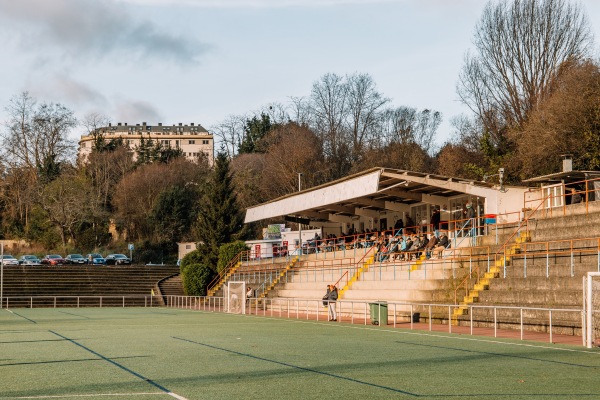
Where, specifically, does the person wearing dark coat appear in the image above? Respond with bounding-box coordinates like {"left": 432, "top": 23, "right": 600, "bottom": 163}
{"left": 324, "top": 285, "right": 338, "bottom": 321}
{"left": 430, "top": 209, "right": 441, "bottom": 237}
{"left": 433, "top": 233, "right": 450, "bottom": 258}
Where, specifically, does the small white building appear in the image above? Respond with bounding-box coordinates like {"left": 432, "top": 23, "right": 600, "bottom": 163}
{"left": 177, "top": 242, "right": 197, "bottom": 261}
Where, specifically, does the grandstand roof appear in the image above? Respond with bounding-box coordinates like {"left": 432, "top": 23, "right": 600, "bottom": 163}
{"left": 244, "top": 167, "right": 523, "bottom": 223}
{"left": 522, "top": 171, "right": 600, "bottom": 184}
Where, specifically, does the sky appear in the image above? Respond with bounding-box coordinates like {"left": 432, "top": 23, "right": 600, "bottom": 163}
{"left": 2, "top": 0, "right": 600, "bottom": 147}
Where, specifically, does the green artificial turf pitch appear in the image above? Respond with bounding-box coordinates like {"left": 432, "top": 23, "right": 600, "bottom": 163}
{"left": 1, "top": 307, "right": 599, "bottom": 399}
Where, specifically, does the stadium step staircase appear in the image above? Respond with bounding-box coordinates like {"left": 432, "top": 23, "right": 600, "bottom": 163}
{"left": 259, "top": 256, "right": 299, "bottom": 299}
{"left": 409, "top": 254, "right": 428, "bottom": 271}
{"left": 452, "top": 231, "right": 531, "bottom": 323}
{"left": 338, "top": 254, "right": 375, "bottom": 298}
{"left": 207, "top": 260, "right": 243, "bottom": 297}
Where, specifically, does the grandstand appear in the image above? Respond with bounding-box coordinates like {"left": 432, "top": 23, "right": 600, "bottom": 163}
{"left": 2, "top": 166, "right": 600, "bottom": 346}
{"left": 206, "top": 167, "right": 600, "bottom": 346}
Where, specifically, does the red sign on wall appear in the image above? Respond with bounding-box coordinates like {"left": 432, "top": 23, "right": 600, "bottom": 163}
{"left": 254, "top": 244, "right": 261, "bottom": 258}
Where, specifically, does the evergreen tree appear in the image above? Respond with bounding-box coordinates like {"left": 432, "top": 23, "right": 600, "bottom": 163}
{"left": 135, "top": 136, "right": 155, "bottom": 165}
{"left": 195, "top": 151, "right": 247, "bottom": 269}
{"left": 238, "top": 113, "right": 274, "bottom": 154}
{"left": 151, "top": 185, "right": 199, "bottom": 243}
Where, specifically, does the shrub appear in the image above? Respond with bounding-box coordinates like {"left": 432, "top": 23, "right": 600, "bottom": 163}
{"left": 180, "top": 249, "right": 205, "bottom": 273}
{"left": 182, "top": 263, "right": 214, "bottom": 296}
{"left": 217, "top": 241, "right": 249, "bottom": 273}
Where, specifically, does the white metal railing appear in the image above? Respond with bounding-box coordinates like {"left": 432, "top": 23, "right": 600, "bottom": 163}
{"left": 163, "top": 295, "right": 585, "bottom": 346}
{"left": 0, "top": 295, "right": 161, "bottom": 309}
{"left": 0, "top": 294, "right": 587, "bottom": 345}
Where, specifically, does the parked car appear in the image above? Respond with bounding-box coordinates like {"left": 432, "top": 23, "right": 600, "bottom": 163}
{"left": 18, "top": 255, "right": 42, "bottom": 266}
{"left": 85, "top": 253, "right": 106, "bottom": 265}
{"left": 41, "top": 254, "right": 65, "bottom": 265}
{"left": 65, "top": 254, "right": 87, "bottom": 264}
{"left": 0, "top": 255, "right": 20, "bottom": 266}
{"left": 105, "top": 254, "right": 132, "bottom": 265}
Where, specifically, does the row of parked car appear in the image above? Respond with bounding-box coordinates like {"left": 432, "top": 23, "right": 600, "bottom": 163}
{"left": 0, "top": 253, "right": 132, "bottom": 266}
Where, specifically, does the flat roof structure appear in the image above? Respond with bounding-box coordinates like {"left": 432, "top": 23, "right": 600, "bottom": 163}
{"left": 245, "top": 167, "right": 527, "bottom": 224}
{"left": 522, "top": 171, "right": 600, "bottom": 184}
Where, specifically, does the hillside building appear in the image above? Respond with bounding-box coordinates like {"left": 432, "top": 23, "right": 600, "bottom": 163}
{"left": 78, "top": 122, "right": 214, "bottom": 164}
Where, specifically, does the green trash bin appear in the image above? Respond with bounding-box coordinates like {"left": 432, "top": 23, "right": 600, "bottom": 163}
{"left": 369, "top": 301, "right": 388, "bottom": 325}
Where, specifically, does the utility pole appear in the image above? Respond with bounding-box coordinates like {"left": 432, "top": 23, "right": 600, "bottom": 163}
{"left": 298, "top": 173, "right": 302, "bottom": 256}
{"left": 1, "top": 241, "right": 4, "bottom": 309}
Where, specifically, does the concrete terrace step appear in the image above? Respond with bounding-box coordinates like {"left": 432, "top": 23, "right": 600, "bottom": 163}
{"left": 2, "top": 265, "right": 179, "bottom": 298}
{"left": 476, "top": 289, "right": 582, "bottom": 308}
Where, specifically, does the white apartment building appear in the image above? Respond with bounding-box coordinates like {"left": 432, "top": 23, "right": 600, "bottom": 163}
{"left": 78, "top": 122, "right": 214, "bottom": 164}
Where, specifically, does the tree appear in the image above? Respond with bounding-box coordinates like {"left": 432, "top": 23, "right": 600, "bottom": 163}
{"left": 310, "top": 73, "right": 351, "bottom": 179}
{"left": 457, "top": 0, "right": 592, "bottom": 152}
{"left": 134, "top": 135, "right": 183, "bottom": 166}
{"left": 195, "top": 151, "right": 247, "bottom": 269}
{"left": 308, "top": 73, "right": 389, "bottom": 178}
{"left": 211, "top": 114, "right": 246, "bottom": 159}
{"left": 379, "top": 106, "right": 442, "bottom": 154}
{"left": 238, "top": 113, "right": 274, "bottom": 154}
{"left": 113, "top": 158, "right": 209, "bottom": 241}
{"left": 36, "top": 167, "right": 95, "bottom": 250}
{"left": 259, "top": 122, "right": 327, "bottom": 198}
{"left": 515, "top": 59, "right": 600, "bottom": 177}
{"left": 151, "top": 184, "right": 200, "bottom": 243}
{"left": 1, "top": 92, "right": 77, "bottom": 172}
{"left": 0, "top": 92, "right": 77, "bottom": 235}
{"left": 345, "top": 73, "right": 390, "bottom": 162}
{"left": 352, "top": 142, "right": 433, "bottom": 173}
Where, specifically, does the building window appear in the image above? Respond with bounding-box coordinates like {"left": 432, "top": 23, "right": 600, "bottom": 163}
{"left": 161, "top": 140, "right": 170, "bottom": 146}
{"left": 202, "top": 140, "right": 209, "bottom": 145}
{"left": 189, "top": 140, "right": 195, "bottom": 145}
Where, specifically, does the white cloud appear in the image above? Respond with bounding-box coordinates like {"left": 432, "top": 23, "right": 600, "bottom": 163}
{"left": 113, "top": 99, "right": 163, "bottom": 123}
{"left": 49, "top": 75, "right": 109, "bottom": 107}
{"left": 0, "top": 0, "right": 211, "bottom": 65}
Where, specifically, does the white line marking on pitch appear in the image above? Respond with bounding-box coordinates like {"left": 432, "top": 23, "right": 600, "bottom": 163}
{"left": 0, "top": 392, "right": 167, "bottom": 399}
{"left": 167, "top": 392, "right": 189, "bottom": 400}
{"left": 185, "top": 307, "right": 600, "bottom": 356}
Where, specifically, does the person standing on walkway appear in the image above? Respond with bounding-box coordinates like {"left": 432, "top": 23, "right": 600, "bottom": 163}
{"left": 246, "top": 286, "right": 253, "bottom": 312}
{"left": 326, "top": 284, "right": 338, "bottom": 321}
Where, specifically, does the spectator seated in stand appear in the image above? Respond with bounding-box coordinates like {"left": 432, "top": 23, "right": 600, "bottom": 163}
{"left": 425, "top": 234, "right": 439, "bottom": 259}
{"left": 325, "top": 235, "right": 335, "bottom": 252}
{"left": 401, "top": 236, "right": 413, "bottom": 261}
{"left": 336, "top": 234, "right": 346, "bottom": 250}
{"left": 405, "top": 235, "right": 420, "bottom": 260}
{"left": 432, "top": 233, "right": 450, "bottom": 259}
{"left": 393, "top": 237, "right": 406, "bottom": 261}
{"left": 416, "top": 233, "right": 429, "bottom": 259}
{"left": 376, "top": 235, "right": 391, "bottom": 262}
